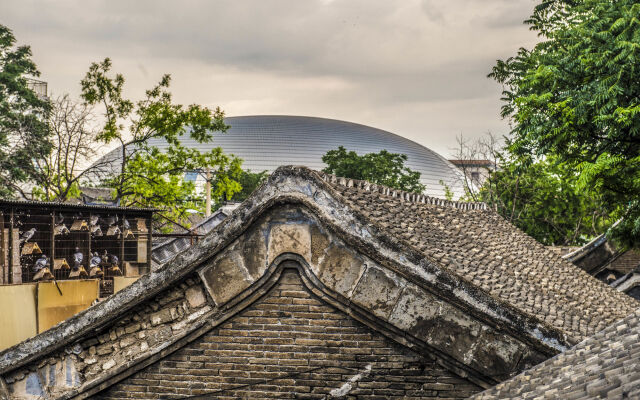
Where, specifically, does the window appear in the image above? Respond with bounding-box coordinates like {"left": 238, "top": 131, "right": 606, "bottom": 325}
{"left": 184, "top": 171, "right": 198, "bottom": 183}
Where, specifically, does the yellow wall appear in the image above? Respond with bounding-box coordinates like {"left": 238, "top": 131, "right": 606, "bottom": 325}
{"left": 0, "top": 284, "right": 37, "bottom": 351}
{"left": 37, "top": 280, "right": 99, "bottom": 333}
{"left": 113, "top": 276, "right": 139, "bottom": 293}
{"left": 0, "top": 280, "right": 101, "bottom": 351}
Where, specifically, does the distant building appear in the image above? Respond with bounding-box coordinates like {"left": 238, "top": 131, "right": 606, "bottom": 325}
{"left": 25, "top": 78, "right": 48, "bottom": 100}
{"left": 448, "top": 159, "right": 496, "bottom": 185}
{"left": 92, "top": 115, "right": 469, "bottom": 199}
{"left": 550, "top": 226, "right": 640, "bottom": 301}
{"left": 79, "top": 187, "right": 117, "bottom": 206}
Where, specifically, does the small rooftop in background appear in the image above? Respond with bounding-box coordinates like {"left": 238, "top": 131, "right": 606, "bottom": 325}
{"left": 79, "top": 187, "right": 116, "bottom": 206}
{"left": 0, "top": 199, "right": 157, "bottom": 213}
{"left": 448, "top": 159, "right": 496, "bottom": 167}
{"left": 24, "top": 77, "right": 48, "bottom": 100}
{"left": 448, "top": 159, "right": 496, "bottom": 185}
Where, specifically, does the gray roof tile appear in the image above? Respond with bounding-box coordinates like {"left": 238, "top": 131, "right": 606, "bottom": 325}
{"left": 316, "top": 170, "right": 638, "bottom": 343}
{"left": 472, "top": 307, "right": 640, "bottom": 399}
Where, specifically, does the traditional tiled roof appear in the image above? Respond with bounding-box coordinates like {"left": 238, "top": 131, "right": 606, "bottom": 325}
{"left": 471, "top": 307, "right": 640, "bottom": 399}
{"left": 0, "top": 166, "right": 635, "bottom": 383}
{"left": 0, "top": 199, "right": 157, "bottom": 212}
{"left": 608, "top": 250, "right": 640, "bottom": 275}
{"left": 315, "top": 170, "right": 638, "bottom": 344}
{"left": 151, "top": 203, "right": 239, "bottom": 267}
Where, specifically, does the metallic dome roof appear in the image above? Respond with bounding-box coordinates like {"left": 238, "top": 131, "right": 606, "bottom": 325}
{"left": 98, "top": 115, "right": 466, "bottom": 199}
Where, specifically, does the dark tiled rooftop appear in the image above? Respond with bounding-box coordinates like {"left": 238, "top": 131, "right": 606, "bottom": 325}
{"left": 317, "top": 170, "right": 638, "bottom": 344}
{"left": 472, "top": 307, "right": 640, "bottom": 399}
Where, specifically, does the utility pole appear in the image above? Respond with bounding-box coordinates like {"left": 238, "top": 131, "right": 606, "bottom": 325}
{"left": 205, "top": 168, "right": 211, "bottom": 217}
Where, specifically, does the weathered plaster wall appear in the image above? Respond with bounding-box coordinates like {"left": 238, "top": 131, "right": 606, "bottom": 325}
{"left": 96, "top": 269, "right": 481, "bottom": 399}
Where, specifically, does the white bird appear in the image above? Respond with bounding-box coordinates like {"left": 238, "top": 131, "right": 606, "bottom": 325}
{"left": 89, "top": 252, "right": 101, "bottom": 268}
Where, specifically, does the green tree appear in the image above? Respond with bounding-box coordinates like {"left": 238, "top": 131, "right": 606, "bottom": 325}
{"left": 226, "top": 169, "right": 268, "bottom": 203}
{"left": 81, "top": 58, "right": 242, "bottom": 224}
{"left": 454, "top": 134, "right": 611, "bottom": 245}
{"left": 477, "top": 155, "right": 613, "bottom": 246}
{"left": 322, "top": 146, "right": 426, "bottom": 193}
{"left": 489, "top": 0, "right": 640, "bottom": 246}
{"left": 0, "top": 24, "right": 51, "bottom": 198}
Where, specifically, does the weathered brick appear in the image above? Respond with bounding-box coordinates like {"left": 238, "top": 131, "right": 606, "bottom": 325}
{"left": 93, "top": 270, "right": 480, "bottom": 399}
{"left": 125, "top": 323, "right": 141, "bottom": 334}
{"left": 96, "top": 344, "right": 114, "bottom": 356}
{"left": 120, "top": 335, "right": 136, "bottom": 348}
{"left": 150, "top": 308, "right": 174, "bottom": 326}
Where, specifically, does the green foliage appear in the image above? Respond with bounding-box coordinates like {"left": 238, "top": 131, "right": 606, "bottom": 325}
{"left": 439, "top": 180, "right": 454, "bottom": 201}
{"left": 0, "top": 24, "right": 51, "bottom": 198}
{"left": 455, "top": 133, "right": 611, "bottom": 246}
{"left": 32, "top": 179, "right": 81, "bottom": 201}
{"left": 476, "top": 154, "right": 613, "bottom": 246}
{"left": 81, "top": 58, "right": 242, "bottom": 225}
{"left": 322, "top": 146, "right": 426, "bottom": 193}
{"left": 490, "top": 0, "right": 640, "bottom": 247}
{"left": 225, "top": 169, "right": 268, "bottom": 203}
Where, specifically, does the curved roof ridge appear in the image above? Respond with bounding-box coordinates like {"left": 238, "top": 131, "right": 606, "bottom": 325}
{"left": 0, "top": 165, "right": 556, "bottom": 376}
{"left": 293, "top": 165, "right": 638, "bottom": 343}
{"left": 2, "top": 165, "right": 634, "bottom": 380}
{"left": 316, "top": 169, "right": 487, "bottom": 211}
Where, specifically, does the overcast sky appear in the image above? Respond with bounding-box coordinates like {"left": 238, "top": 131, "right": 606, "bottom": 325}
{"left": 1, "top": 0, "right": 539, "bottom": 158}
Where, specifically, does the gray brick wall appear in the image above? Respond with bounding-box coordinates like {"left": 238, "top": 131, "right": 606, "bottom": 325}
{"left": 96, "top": 269, "right": 480, "bottom": 399}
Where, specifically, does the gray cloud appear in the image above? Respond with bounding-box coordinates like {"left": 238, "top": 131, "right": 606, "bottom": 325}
{"left": 0, "top": 0, "right": 539, "bottom": 156}
{"left": 421, "top": 0, "right": 445, "bottom": 23}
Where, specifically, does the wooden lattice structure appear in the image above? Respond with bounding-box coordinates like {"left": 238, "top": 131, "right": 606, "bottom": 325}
{"left": 0, "top": 200, "right": 155, "bottom": 297}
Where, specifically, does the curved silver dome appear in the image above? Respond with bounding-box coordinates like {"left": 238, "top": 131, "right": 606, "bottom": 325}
{"left": 96, "top": 115, "right": 466, "bottom": 199}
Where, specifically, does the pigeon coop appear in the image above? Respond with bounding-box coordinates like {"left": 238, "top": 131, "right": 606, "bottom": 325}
{"left": 0, "top": 200, "right": 155, "bottom": 297}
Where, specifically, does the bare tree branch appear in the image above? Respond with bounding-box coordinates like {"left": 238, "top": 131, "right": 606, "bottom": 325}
{"left": 29, "top": 94, "right": 108, "bottom": 201}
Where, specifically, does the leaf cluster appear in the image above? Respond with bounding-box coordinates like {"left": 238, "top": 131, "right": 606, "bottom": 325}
{"left": 490, "top": 0, "right": 640, "bottom": 247}
{"left": 0, "top": 24, "right": 52, "bottom": 197}
{"left": 477, "top": 154, "right": 613, "bottom": 246}
{"left": 222, "top": 169, "right": 269, "bottom": 204}
{"left": 81, "top": 58, "right": 242, "bottom": 226}
{"left": 321, "top": 146, "right": 425, "bottom": 193}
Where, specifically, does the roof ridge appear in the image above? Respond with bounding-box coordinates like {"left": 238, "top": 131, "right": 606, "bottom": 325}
{"left": 315, "top": 170, "right": 487, "bottom": 211}
{"left": 0, "top": 164, "right": 576, "bottom": 377}
{"left": 0, "top": 199, "right": 158, "bottom": 212}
